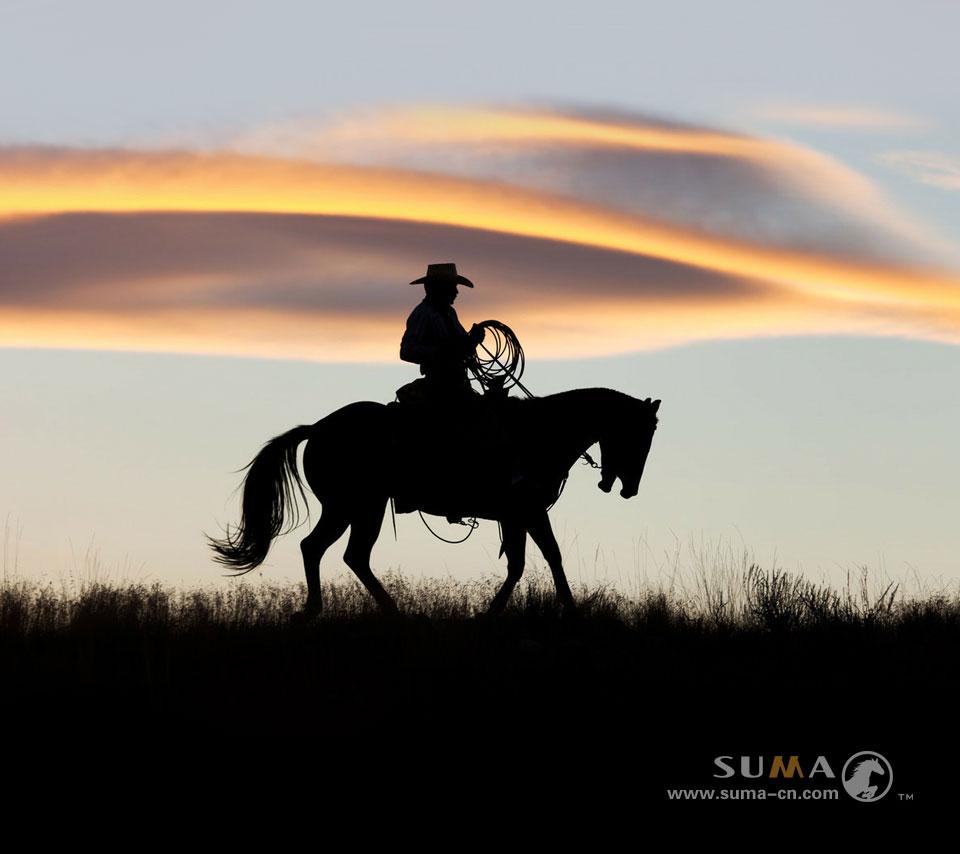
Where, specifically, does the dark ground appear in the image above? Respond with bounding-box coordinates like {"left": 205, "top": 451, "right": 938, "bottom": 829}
{"left": 3, "top": 574, "right": 956, "bottom": 820}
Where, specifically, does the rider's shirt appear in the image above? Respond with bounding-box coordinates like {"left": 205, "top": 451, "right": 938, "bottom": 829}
{"left": 400, "top": 298, "right": 470, "bottom": 381}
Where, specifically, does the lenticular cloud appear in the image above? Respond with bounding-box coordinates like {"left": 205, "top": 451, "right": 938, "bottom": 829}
{"left": 1, "top": 104, "right": 959, "bottom": 361}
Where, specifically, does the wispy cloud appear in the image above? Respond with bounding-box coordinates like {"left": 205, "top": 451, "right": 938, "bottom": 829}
{"left": 230, "top": 105, "right": 958, "bottom": 266}
{"left": 877, "top": 150, "right": 960, "bottom": 191}
{"left": 2, "top": 105, "right": 960, "bottom": 361}
{"left": 235, "top": 105, "right": 789, "bottom": 161}
{"left": 751, "top": 104, "right": 929, "bottom": 131}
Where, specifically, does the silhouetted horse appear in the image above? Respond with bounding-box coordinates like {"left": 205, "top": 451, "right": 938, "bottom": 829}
{"left": 210, "top": 388, "right": 660, "bottom": 615}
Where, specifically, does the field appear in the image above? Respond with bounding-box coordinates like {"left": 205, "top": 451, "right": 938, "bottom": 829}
{"left": 3, "top": 558, "right": 957, "bottom": 811}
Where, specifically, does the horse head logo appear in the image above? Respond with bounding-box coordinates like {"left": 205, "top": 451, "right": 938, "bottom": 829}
{"left": 842, "top": 752, "right": 893, "bottom": 802}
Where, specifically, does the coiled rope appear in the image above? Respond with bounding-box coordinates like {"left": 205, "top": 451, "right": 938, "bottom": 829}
{"left": 467, "top": 320, "right": 533, "bottom": 398}
{"left": 468, "top": 320, "right": 600, "bottom": 471}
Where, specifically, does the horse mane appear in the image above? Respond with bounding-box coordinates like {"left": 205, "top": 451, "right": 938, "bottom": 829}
{"left": 510, "top": 387, "right": 659, "bottom": 425}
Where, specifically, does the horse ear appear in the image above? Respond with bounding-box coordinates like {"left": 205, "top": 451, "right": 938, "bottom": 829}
{"left": 651, "top": 399, "right": 661, "bottom": 412}
{"left": 644, "top": 397, "right": 651, "bottom": 403}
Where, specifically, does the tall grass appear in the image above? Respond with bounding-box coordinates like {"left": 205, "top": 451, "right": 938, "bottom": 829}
{"left": 2, "top": 561, "right": 958, "bottom": 635}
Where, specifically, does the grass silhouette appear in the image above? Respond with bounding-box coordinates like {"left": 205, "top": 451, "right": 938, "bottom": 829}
{"left": 4, "top": 562, "right": 957, "bottom": 633}
{"left": 3, "top": 563, "right": 957, "bottom": 804}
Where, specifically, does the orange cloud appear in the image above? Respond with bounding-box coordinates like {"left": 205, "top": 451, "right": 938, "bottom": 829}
{"left": 3, "top": 147, "right": 958, "bottom": 307}
{"left": 2, "top": 105, "right": 960, "bottom": 361}
{"left": 2, "top": 209, "right": 960, "bottom": 362}
{"left": 4, "top": 263, "right": 954, "bottom": 362}
{"left": 239, "top": 105, "right": 790, "bottom": 160}
{"left": 232, "top": 105, "right": 957, "bottom": 265}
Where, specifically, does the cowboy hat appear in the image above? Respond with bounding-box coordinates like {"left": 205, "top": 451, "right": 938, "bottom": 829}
{"left": 409, "top": 262, "right": 474, "bottom": 287}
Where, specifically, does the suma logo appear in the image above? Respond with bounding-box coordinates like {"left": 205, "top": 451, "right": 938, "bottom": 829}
{"left": 713, "top": 752, "right": 895, "bottom": 802}
{"left": 713, "top": 756, "right": 836, "bottom": 779}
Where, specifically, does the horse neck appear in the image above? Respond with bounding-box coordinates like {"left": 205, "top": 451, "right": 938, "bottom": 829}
{"left": 529, "top": 388, "right": 625, "bottom": 465}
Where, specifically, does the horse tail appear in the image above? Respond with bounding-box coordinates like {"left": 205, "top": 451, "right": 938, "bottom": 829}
{"left": 208, "top": 424, "right": 315, "bottom": 574}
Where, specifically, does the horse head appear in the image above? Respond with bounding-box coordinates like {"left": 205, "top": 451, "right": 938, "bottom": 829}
{"left": 597, "top": 397, "right": 660, "bottom": 499}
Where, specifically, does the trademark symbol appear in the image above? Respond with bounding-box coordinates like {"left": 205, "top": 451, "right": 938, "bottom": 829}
{"left": 898, "top": 793, "right": 914, "bottom": 801}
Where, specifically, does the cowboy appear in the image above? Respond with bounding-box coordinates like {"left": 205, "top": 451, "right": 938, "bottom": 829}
{"left": 400, "top": 262, "right": 485, "bottom": 401}
{"left": 395, "top": 263, "right": 489, "bottom": 521}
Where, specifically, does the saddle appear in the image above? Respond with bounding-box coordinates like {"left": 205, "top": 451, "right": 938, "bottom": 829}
{"left": 387, "top": 382, "right": 512, "bottom": 520}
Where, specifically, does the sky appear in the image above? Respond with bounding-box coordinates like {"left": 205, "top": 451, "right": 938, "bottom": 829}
{"left": 2, "top": 1, "right": 959, "bottom": 596}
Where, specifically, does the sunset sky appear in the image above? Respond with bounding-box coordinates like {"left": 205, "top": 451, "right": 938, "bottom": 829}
{"left": 3, "top": 1, "right": 959, "bottom": 592}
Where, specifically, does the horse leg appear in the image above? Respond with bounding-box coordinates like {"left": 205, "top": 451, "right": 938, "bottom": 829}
{"left": 486, "top": 520, "right": 527, "bottom": 616}
{"left": 526, "top": 510, "right": 576, "bottom": 611}
{"left": 343, "top": 499, "right": 399, "bottom": 616}
{"left": 300, "top": 510, "right": 350, "bottom": 615}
